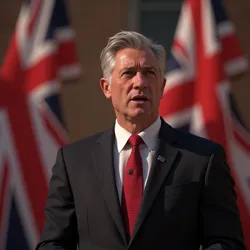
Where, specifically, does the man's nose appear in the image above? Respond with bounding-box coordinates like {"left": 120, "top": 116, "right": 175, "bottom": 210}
{"left": 133, "top": 72, "right": 147, "bottom": 89}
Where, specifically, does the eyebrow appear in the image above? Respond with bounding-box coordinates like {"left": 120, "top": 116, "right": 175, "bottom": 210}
{"left": 119, "top": 66, "right": 157, "bottom": 73}
{"left": 142, "top": 66, "right": 157, "bottom": 71}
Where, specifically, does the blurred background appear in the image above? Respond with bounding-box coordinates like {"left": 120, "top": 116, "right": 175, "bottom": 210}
{"left": 1, "top": 0, "right": 249, "bottom": 140}
{"left": 0, "top": 0, "right": 250, "bottom": 249}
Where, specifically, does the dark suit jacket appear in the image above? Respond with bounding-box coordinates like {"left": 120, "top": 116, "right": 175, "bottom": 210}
{"left": 36, "top": 120, "right": 245, "bottom": 250}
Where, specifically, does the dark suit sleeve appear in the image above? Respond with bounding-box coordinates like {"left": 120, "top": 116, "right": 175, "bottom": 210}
{"left": 36, "top": 148, "right": 78, "bottom": 250}
{"left": 200, "top": 145, "right": 246, "bottom": 250}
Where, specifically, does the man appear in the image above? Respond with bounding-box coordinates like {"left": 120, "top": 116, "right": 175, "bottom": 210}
{"left": 36, "top": 31, "right": 245, "bottom": 250}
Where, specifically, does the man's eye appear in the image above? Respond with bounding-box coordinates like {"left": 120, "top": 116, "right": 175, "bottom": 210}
{"left": 125, "top": 71, "right": 133, "bottom": 75}
{"left": 145, "top": 70, "right": 156, "bottom": 76}
{"left": 123, "top": 71, "right": 134, "bottom": 76}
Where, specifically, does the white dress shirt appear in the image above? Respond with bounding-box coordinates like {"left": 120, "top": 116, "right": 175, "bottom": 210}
{"left": 113, "top": 117, "right": 161, "bottom": 203}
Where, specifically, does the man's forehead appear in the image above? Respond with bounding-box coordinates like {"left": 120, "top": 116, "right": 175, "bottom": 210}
{"left": 116, "top": 48, "right": 158, "bottom": 68}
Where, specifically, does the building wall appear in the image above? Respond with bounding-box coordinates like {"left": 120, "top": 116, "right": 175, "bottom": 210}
{"left": 0, "top": 0, "right": 249, "bottom": 142}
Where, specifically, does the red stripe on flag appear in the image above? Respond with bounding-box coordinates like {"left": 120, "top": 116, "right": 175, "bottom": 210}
{"left": 191, "top": 0, "right": 227, "bottom": 149}
{"left": 24, "top": 55, "right": 58, "bottom": 92}
{"left": 58, "top": 41, "right": 80, "bottom": 67}
{"left": 159, "top": 81, "right": 194, "bottom": 117}
{"left": 41, "top": 109, "right": 68, "bottom": 147}
{"left": 0, "top": 34, "right": 20, "bottom": 85}
{"left": 23, "top": 42, "right": 80, "bottom": 93}
{"left": 173, "top": 40, "right": 189, "bottom": 59}
{"left": 233, "top": 127, "right": 250, "bottom": 153}
{"left": 0, "top": 0, "right": 80, "bottom": 245}
{"left": 162, "top": 0, "right": 250, "bottom": 247}
{"left": 221, "top": 34, "right": 245, "bottom": 63}
{"left": 191, "top": 1, "right": 250, "bottom": 245}
{"left": 28, "top": 0, "right": 42, "bottom": 36}
{"left": 196, "top": 55, "right": 227, "bottom": 148}
{"left": 1, "top": 72, "right": 48, "bottom": 234}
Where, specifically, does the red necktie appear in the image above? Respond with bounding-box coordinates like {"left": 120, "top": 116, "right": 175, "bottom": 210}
{"left": 121, "top": 134, "right": 143, "bottom": 238}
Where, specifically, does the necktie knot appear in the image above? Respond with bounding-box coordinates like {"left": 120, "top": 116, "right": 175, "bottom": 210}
{"left": 128, "top": 134, "right": 143, "bottom": 147}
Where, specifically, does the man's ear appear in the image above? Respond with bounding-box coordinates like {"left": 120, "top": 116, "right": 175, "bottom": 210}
{"left": 100, "top": 78, "right": 111, "bottom": 99}
{"left": 161, "top": 78, "right": 166, "bottom": 97}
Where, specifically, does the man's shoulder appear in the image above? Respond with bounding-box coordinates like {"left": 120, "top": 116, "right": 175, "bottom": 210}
{"left": 61, "top": 129, "right": 110, "bottom": 153}
{"left": 168, "top": 124, "right": 224, "bottom": 156}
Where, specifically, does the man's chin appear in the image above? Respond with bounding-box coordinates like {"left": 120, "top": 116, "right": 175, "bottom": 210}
{"left": 128, "top": 109, "right": 151, "bottom": 119}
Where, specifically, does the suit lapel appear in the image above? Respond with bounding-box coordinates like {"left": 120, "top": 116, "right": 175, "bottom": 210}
{"left": 129, "top": 121, "right": 179, "bottom": 245}
{"left": 92, "top": 128, "right": 127, "bottom": 245}
{"left": 92, "top": 121, "right": 180, "bottom": 246}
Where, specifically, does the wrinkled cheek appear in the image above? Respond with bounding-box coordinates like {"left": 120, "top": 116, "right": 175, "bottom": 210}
{"left": 112, "top": 96, "right": 126, "bottom": 111}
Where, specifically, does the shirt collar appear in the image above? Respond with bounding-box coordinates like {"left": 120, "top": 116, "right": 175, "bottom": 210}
{"left": 114, "top": 116, "right": 161, "bottom": 153}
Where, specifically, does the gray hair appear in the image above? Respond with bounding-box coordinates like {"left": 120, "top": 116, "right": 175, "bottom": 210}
{"left": 100, "top": 31, "right": 166, "bottom": 82}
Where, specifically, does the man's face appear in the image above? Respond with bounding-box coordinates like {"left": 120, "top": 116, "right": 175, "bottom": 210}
{"left": 101, "top": 48, "right": 166, "bottom": 124}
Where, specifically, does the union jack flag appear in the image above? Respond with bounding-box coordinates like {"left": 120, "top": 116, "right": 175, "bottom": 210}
{"left": 0, "top": 1, "right": 80, "bottom": 249}
{"left": 159, "top": 0, "right": 250, "bottom": 247}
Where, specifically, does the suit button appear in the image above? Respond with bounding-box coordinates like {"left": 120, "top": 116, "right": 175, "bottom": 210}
{"left": 128, "top": 169, "right": 133, "bottom": 175}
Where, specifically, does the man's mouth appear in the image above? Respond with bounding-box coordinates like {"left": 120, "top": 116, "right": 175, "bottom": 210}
{"left": 130, "top": 95, "right": 149, "bottom": 102}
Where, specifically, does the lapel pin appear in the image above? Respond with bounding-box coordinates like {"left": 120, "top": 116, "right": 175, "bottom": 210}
{"left": 157, "top": 155, "right": 166, "bottom": 163}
